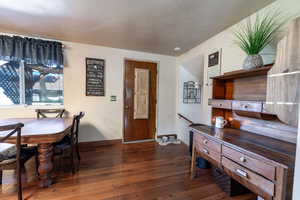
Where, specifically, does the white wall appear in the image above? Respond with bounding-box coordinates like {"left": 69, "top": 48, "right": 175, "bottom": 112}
{"left": 0, "top": 41, "right": 177, "bottom": 142}
{"left": 176, "top": 56, "right": 205, "bottom": 144}
{"left": 175, "top": 0, "right": 300, "bottom": 145}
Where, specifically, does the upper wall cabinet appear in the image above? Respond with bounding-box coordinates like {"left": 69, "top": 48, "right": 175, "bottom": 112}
{"left": 265, "top": 17, "right": 300, "bottom": 127}
{"left": 208, "top": 18, "right": 300, "bottom": 143}
{"left": 210, "top": 17, "right": 300, "bottom": 129}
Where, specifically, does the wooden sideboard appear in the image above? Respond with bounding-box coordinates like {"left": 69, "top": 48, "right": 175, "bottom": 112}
{"left": 190, "top": 61, "right": 298, "bottom": 199}
{"left": 190, "top": 20, "right": 299, "bottom": 199}
{"left": 190, "top": 125, "right": 296, "bottom": 200}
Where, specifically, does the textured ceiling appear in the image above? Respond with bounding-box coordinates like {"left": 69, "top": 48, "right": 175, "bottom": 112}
{"left": 0, "top": 0, "right": 274, "bottom": 56}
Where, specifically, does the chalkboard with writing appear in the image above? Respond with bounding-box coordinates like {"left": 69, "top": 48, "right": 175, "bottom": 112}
{"left": 86, "top": 58, "right": 105, "bottom": 96}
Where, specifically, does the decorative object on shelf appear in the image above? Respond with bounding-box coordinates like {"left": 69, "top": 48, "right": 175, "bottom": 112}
{"left": 183, "top": 81, "right": 201, "bottom": 104}
{"left": 234, "top": 11, "right": 288, "bottom": 70}
{"left": 86, "top": 58, "right": 105, "bottom": 96}
{"left": 215, "top": 116, "right": 227, "bottom": 129}
{"left": 207, "top": 49, "right": 222, "bottom": 82}
{"left": 243, "top": 54, "right": 264, "bottom": 70}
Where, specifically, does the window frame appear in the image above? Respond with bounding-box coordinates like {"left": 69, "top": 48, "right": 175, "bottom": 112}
{"left": 0, "top": 60, "right": 64, "bottom": 108}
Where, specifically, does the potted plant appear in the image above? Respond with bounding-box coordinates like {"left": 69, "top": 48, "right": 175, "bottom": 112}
{"left": 234, "top": 11, "right": 287, "bottom": 70}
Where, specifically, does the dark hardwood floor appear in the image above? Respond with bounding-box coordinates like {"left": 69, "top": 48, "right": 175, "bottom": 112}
{"left": 0, "top": 142, "right": 256, "bottom": 200}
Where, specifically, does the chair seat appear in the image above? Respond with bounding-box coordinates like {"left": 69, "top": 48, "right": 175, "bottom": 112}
{"left": 0, "top": 158, "right": 16, "bottom": 166}
{"left": 54, "top": 136, "right": 71, "bottom": 154}
{"left": 0, "top": 143, "right": 17, "bottom": 162}
{"left": 0, "top": 146, "right": 37, "bottom": 169}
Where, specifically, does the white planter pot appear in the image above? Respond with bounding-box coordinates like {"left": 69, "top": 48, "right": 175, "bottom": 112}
{"left": 243, "top": 54, "right": 264, "bottom": 70}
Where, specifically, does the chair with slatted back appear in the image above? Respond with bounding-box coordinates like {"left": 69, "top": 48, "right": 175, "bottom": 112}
{"left": 54, "top": 112, "right": 85, "bottom": 174}
{"left": 35, "top": 109, "right": 65, "bottom": 118}
{"left": 0, "top": 123, "right": 37, "bottom": 200}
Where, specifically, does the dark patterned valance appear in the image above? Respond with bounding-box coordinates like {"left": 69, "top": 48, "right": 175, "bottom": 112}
{"left": 0, "top": 35, "right": 63, "bottom": 68}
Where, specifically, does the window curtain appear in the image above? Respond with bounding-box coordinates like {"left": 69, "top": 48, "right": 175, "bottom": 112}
{"left": 0, "top": 35, "right": 63, "bottom": 68}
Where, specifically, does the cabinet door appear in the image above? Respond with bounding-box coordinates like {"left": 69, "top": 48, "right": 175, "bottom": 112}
{"left": 265, "top": 18, "right": 300, "bottom": 127}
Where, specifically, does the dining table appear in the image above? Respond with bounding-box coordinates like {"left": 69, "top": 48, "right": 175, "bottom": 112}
{"left": 0, "top": 118, "right": 73, "bottom": 188}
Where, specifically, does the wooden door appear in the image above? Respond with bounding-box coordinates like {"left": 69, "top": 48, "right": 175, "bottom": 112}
{"left": 123, "top": 60, "right": 157, "bottom": 142}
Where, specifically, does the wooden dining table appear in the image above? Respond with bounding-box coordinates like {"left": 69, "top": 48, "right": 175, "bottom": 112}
{"left": 0, "top": 118, "right": 73, "bottom": 188}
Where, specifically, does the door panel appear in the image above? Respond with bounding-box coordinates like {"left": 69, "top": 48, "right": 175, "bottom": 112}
{"left": 124, "top": 60, "right": 157, "bottom": 142}
{"left": 134, "top": 68, "right": 150, "bottom": 119}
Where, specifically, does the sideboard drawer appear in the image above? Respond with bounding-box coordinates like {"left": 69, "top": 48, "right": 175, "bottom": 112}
{"left": 211, "top": 99, "right": 232, "bottom": 109}
{"left": 223, "top": 146, "right": 275, "bottom": 181}
{"left": 194, "top": 133, "right": 221, "bottom": 165}
{"left": 197, "top": 145, "right": 221, "bottom": 164}
{"left": 222, "top": 157, "right": 274, "bottom": 198}
{"left": 194, "top": 133, "right": 221, "bottom": 153}
{"left": 232, "top": 100, "right": 262, "bottom": 112}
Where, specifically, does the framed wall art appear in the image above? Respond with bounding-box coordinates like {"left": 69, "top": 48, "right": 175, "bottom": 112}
{"left": 86, "top": 58, "right": 105, "bottom": 96}
{"left": 207, "top": 48, "right": 222, "bottom": 79}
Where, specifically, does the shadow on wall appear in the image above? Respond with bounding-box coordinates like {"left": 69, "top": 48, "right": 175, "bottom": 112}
{"left": 78, "top": 123, "right": 108, "bottom": 142}
{"left": 181, "top": 55, "right": 204, "bottom": 80}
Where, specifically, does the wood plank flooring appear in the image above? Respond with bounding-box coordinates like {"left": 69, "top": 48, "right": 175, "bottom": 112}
{"left": 0, "top": 142, "right": 256, "bottom": 200}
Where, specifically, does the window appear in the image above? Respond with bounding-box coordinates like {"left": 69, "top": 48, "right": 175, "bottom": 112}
{"left": 0, "top": 60, "right": 63, "bottom": 106}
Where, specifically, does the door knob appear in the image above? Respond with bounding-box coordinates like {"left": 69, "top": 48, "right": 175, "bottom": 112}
{"left": 240, "top": 157, "right": 246, "bottom": 162}
{"left": 125, "top": 106, "right": 129, "bottom": 109}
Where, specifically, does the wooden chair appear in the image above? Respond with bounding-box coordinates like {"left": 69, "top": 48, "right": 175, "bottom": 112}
{"left": 0, "top": 123, "right": 37, "bottom": 200}
{"left": 54, "top": 112, "right": 85, "bottom": 174}
{"left": 36, "top": 109, "right": 65, "bottom": 118}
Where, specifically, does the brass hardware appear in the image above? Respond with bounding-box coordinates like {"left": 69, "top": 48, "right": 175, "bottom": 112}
{"left": 236, "top": 169, "right": 248, "bottom": 178}
{"left": 202, "top": 149, "right": 209, "bottom": 154}
{"left": 240, "top": 157, "right": 246, "bottom": 162}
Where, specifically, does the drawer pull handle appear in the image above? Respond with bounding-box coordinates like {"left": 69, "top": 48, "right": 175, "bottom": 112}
{"left": 236, "top": 169, "right": 248, "bottom": 178}
{"left": 240, "top": 157, "right": 246, "bottom": 162}
{"left": 202, "top": 149, "right": 209, "bottom": 154}
{"left": 244, "top": 105, "right": 249, "bottom": 109}
{"left": 203, "top": 139, "right": 208, "bottom": 144}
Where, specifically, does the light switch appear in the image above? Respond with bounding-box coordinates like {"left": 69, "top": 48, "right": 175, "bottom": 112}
{"left": 110, "top": 95, "right": 117, "bottom": 102}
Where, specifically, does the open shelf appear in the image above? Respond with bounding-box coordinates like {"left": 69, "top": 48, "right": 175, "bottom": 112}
{"left": 211, "top": 65, "right": 272, "bottom": 80}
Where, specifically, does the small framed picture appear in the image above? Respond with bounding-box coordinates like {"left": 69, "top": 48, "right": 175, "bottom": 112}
{"left": 206, "top": 49, "right": 222, "bottom": 86}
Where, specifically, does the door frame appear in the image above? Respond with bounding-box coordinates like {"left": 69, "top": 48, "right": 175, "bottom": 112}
{"left": 122, "top": 58, "right": 159, "bottom": 143}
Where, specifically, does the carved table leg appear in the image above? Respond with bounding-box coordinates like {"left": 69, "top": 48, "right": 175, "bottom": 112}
{"left": 38, "top": 143, "right": 54, "bottom": 188}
